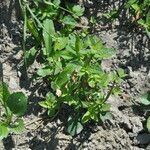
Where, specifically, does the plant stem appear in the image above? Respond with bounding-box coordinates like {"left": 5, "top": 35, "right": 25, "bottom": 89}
{"left": 104, "top": 81, "right": 115, "bottom": 102}
{"left": 26, "top": 4, "right": 56, "bottom": 39}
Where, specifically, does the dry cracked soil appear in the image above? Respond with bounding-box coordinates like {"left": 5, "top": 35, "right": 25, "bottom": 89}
{"left": 0, "top": 0, "right": 150, "bottom": 150}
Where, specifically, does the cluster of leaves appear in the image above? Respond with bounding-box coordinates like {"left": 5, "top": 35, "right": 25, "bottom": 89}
{"left": 126, "top": 0, "right": 150, "bottom": 36}
{"left": 20, "top": 0, "right": 126, "bottom": 135}
{"left": 104, "top": 0, "right": 150, "bottom": 37}
{"left": 0, "top": 82, "right": 27, "bottom": 139}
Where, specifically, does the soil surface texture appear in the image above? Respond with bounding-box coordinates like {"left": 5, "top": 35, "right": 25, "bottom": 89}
{"left": 0, "top": 0, "right": 150, "bottom": 149}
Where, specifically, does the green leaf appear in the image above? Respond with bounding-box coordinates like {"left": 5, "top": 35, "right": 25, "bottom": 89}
{"left": 9, "top": 119, "right": 24, "bottom": 134}
{"left": 39, "top": 101, "right": 49, "bottom": 108}
{"left": 58, "top": 48, "right": 76, "bottom": 60}
{"left": 55, "top": 63, "right": 77, "bottom": 88}
{"left": 137, "top": 19, "right": 147, "bottom": 28}
{"left": 82, "top": 111, "right": 91, "bottom": 123}
{"left": 67, "top": 117, "right": 83, "bottom": 136}
{"left": 43, "top": 19, "right": 55, "bottom": 57}
{"left": 54, "top": 37, "right": 68, "bottom": 50}
{"left": 101, "top": 103, "right": 111, "bottom": 111}
{"left": 140, "top": 92, "right": 150, "bottom": 105}
{"left": 147, "top": 116, "right": 150, "bottom": 132}
{"left": 72, "top": 5, "right": 85, "bottom": 17}
{"left": 39, "top": 93, "right": 57, "bottom": 109}
{"left": 37, "top": 66, "right": 52, "bottom": 77}
{"left": 96, "top": 48, "right": 116, "bottom": 59}
{"left": 39, "top": 93, "right": 59, "bottom": 117}
{"left": 0, "top": 123, "right": 9, "bottom": 140}
{"left": 88, "top": 80, "right": 95, "bottom": 88}
{"left": 131, "top": 3, "right": 140, "bottom": 12}
{"left": 0, "top": 82, "right": 10, "bottom": 102}
{"left": 53, "top": 0, "right": 60, "bottom": 7}
{"left": 25, "top": 47, "right": 37, "bottom": 67}
{"left": 75, "top": 35, "right": 83, "bottom": 53}
{"left": 47, "top": 106, "right": 58, "bottom": 117}
{"left": 27, "top": 19, "right": 40, "bottom": 42}
{"left": 117, "top": 68, "right": 127, "bottom": 78}
{"left": 6, "top": 92, "right": 28, "bottom": 116}
{"left": 62, "top": 15, "right": 77, "bottom": 26}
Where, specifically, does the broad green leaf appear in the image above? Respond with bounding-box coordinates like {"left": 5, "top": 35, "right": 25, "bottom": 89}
{"left": 41, "top": 93, "right": 59, "bottom": 117}
{"left": 72, "top": 5, "right": 85, "bottom": 17}
{"left": 39, "top": 101, "right": 50, "bottom": 108}
{"left": 62, "top": 15, "right": 77, "bottom": 26}
{"left": 117, "top": 68, "right": 127, "bottom": 78}
{"left": 89, "top": 35, "right": 103, "bottom": 45}
{"left": 137, "top": 19, "right": 147, "bottom": 28}
{"left": 53, "top": 0, "right": 60, "bottom": 7}
{"left": 53, "top": 61, "right": 62, "bottom": 75}
{"left": 39, "top": 93, "right": 56, "bottom": 109}
{"left": 27, "top": 19, "right": 40, "bottom": 42}
{"left": 58, "top": 48, "right": 76, "bottom": 60}
{"left": 54, "top": 37, "right": 68, "bottom": 50}
{"left": 63, "top": 95, "right": 78, "bottom": 106}
{"left": 25, "top": 47, "right": 37, "bottom": 67}
{"left": 112, "top": 87, "right": 122, "bottom": 95}
{"left": 140, "top": 92, "right": 150, "bottom": 105}
{"left": 55, "top": 63, "right": 77, "bottom": 88}
{"left": 6, "top": 92, "right": 27, "bottom": 116}
{"left": 9, "top": 119, "right": 24, "bottom": 134}
{"left": 43, "top": 19, "right": 55, "bottom": 57}
{"left": 47, "top": 105, "right": 58, "bottom": 117}
{"left": 0, "top": 124, "right": 9, "bottom": 140}
{"left": 82, "top": 111, "right": 91, "bottom": 123}
{"left": 37, "top": 66, "right": 52, "bottom": 77}
{"left": 95, "top": 48, "right": 116, "bottom": 59}
{"left": 67, "top": 117, "right": 83, "bottom": 136}
{"left": 126, "top": 0, "right": 137, "bottom": 7}
{"left": 88, "top": 80, "right": 95, "bottom": 88}
{"left": 98, "top": 73, "right": 110, "bottom": 87}
{"left": 68, "top": 34, "right": 76, "bottom": 46}
{"left": 101, "top": 103, "right": 111, "bottom": 111}
{"left": 147, "top": 116, "right": 150, "bottom": 132}
{"left": 143, "top": 0, "right": 150, "bottom": 7}
{"left": 75, "top": 35, "right": 83, "bottom": 53}
{"left": 0, "top": 124, "right": 8, "bottom": 139}
{"left": 131, "top": 3, "right": 140, "bottom": 12}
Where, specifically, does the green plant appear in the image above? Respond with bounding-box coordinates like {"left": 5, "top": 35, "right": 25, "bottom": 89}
{"left": 104, "top": 0, "right": 150, "bottom": 37}
{"left": 126, "top": 0, "right": 150, "bottom": 36}
{"left": 0, "top": 82, "right": 27, "bottom": 139}
{"left": 20, "top": 0, "right": 126, "bottom": 136}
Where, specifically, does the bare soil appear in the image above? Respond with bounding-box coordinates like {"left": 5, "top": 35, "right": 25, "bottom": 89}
{"left": 0, "top": 0, "right": 150, "bottom": 149}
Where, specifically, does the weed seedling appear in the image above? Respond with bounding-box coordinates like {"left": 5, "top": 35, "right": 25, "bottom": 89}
{"left": 0, "top": 82, "right": 27, "bottom": 139}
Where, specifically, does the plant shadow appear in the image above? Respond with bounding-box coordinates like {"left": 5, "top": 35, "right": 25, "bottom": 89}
{"left": 1, "top": 0, "right": 150, "bottom": 149}
{"left": 83, "top": 0, "right": 150, "bottom": 72}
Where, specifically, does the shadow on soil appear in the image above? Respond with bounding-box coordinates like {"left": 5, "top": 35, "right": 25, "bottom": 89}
{"left": 0, "top": 0, "right": 22, "bottom": 45}
{"left": 84, "top": 0, "right": 150, "bottom": 72}
{"left": 1, "top": 0, "right": 150, "bottom": 149}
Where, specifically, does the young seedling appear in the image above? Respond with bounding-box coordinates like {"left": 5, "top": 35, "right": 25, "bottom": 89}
{"left": 103, "top": 0, "right": 150, "bottom": 37}
{"left": 20, "top": 0, "right": 126, "bottom": 136}
{"left": 0, "top": 82, "right": 27, "bottom": 139}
